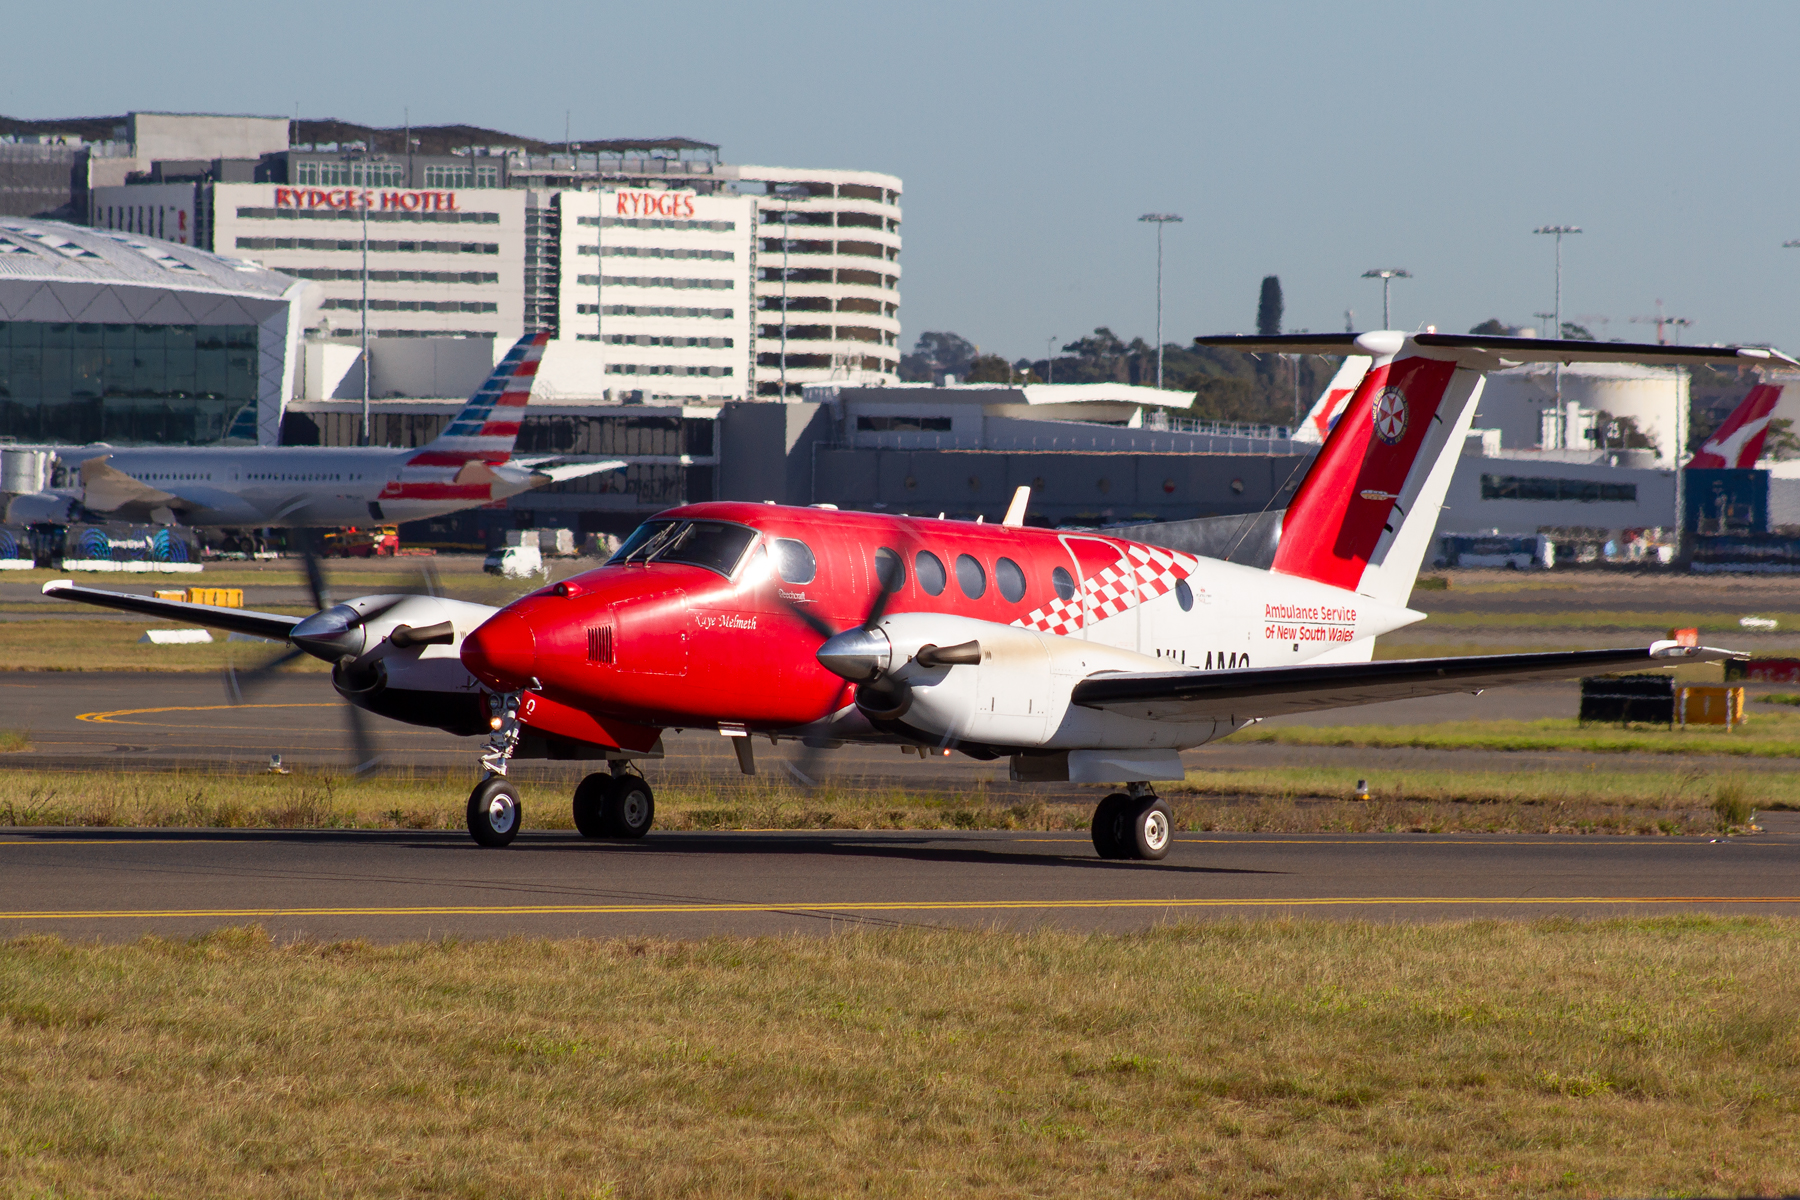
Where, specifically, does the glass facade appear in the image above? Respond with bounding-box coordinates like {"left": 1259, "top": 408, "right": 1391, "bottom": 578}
{"left": 0, "top": 322, "right": 259, "bottom": 445}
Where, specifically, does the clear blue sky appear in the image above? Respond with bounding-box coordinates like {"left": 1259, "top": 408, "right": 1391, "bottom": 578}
{"left": 10, "top": 1, "right": 1798, "bottom": 360}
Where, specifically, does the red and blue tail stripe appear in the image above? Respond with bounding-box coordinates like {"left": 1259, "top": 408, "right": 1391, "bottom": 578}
{"left": 406, "top": 333, "right": 550, "bottom": 468}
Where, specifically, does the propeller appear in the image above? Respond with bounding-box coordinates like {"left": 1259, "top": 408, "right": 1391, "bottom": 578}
{"left": 775, "top": 562, "right": 903, "bottom": 787}
{"left": 223, "top": 530, "right": 429, "bottom": 777}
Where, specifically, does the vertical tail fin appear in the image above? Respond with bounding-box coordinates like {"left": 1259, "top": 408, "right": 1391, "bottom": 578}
{"left": 1687, "top": 383, "right": 1785, "bottom": 468}
{"left": 1196, "top": 331, "right": 1800, "bottom": 605}
{"left": 406, "top": 333, "right": 551, "bottom": 467}
{"left": 1270, "top": 336, "right": 1484, "bottom": 605}
{"left": 1291, "top": 356, "right": 1372, "bottom": 444}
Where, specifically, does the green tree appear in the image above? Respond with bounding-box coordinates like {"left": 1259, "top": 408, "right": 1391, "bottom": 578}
{"left": 1256, "top": 276, "right": 1284, "bottom": 337}
{"left": 1468, "top": 318, "right": 1512, "bottom": 335}
{"left": 964, "top": 354, "right": 1040, "bottom": 384}
{"left": 898, "top": 331, "right": 975, "bottom": 383}
{"left": 1765, "top": 418, "right": 1800, "bottom": 462}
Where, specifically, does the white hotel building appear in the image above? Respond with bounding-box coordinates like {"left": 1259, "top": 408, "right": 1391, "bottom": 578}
{"left": 90, "top": 144, "right": 901, "bottom": 403}
{"left": 536, "top": 187, "right": 755, "bottom": 403}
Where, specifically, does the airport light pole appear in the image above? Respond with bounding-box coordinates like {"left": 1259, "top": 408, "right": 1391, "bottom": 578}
{"left": 1533, "top": 225, "right": 1581, "bottom": 340}
{"left": 1045, "top": 334, "right": 1056, "bottom": 384}
{"left": 1361, "top": 269, "right": 1410, "bottom": 329}
{"left": 1138, "top": 213, "right": 1182, "bottom": 388}
{"left": 360, "top": 190, "right": 370, "bottom": 446}
{"left": 1535, "top": 225, "right": 1581, "bottom": 430}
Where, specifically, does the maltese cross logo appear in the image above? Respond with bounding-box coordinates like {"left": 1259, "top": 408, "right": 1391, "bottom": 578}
{"left": 1372, "top": 386, "right": 1408, "bottom": 445}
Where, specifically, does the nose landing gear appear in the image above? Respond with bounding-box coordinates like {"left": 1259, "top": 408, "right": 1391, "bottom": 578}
{"left": 467, "top": 775, "right": 523, "bottom": 847}
{"left": 1090, "top": 784, "right": 1173, "bottom": 861}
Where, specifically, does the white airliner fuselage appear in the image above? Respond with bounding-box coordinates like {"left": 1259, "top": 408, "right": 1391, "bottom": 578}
{"left": 4, "top": 334, "right": 622, "bottom": 530}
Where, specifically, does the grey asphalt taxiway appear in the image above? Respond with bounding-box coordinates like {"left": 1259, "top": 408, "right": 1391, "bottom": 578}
{"left": 3, "top": 825, "right": 1798, "bottom": 942}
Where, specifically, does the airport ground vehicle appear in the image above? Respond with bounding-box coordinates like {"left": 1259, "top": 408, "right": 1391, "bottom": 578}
{"left": 321, "top": 526, "right": 400, "bottom": 558}
{"left": 51, "top": 332, "right": 1769, "bottom": 858}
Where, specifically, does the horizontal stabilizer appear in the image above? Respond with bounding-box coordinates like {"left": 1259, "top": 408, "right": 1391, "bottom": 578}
{"left": 524, "top": 459, "right": 629, "bottom": 485}
{"left": 1071, "top": 643, "right": 1738, "bottom": 723}
{"left": 1196, "top": 331, "right": 1799, "bottom": 370}
{"left": 42, "top": 579, "right": 301, "bottom": 642}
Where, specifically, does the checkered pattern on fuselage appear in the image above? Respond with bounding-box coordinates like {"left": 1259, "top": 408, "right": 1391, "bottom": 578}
{"left": 1013, "top": 541, "right": 1199, "bottom": 635}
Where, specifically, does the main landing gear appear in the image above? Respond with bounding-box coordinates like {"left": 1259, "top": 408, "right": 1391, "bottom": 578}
{"left": 1090, "top": 784, "right": 1173, "bottom": 861}
{"left": 572, "top": 768, "right": 655, "bottom": 840}
{"left": 464, "top": 769, "right": 656, "bottom": 847}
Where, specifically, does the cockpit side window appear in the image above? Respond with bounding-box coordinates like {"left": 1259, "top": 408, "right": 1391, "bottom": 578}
{"left": 772, "top": 538, "right": 817, "bottom": 585}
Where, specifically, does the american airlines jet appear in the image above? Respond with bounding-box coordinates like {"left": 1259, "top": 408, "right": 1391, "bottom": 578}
{"left": 8, "top": 334, "right": 623, "bottom": 528}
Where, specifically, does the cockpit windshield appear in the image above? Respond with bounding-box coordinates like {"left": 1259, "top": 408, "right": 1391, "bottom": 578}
{"left": 607, "top": 519, "right": 758, "bottom": 578}
{"left": 609, "top": 520, "right": 678, "bottom": 565}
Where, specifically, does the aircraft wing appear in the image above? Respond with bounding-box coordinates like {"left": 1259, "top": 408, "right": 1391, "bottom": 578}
{"left": 1195, "top": 332, "right": 1800, "bottom": 370}
{"left": 1070, "top": 644, "right": 1738, "bottom": 723}
{"left": 42, "top": 579, "right": 301, "bottom": 642}
{"left": 78, "top": 455, "right": 181, "bottom": 513}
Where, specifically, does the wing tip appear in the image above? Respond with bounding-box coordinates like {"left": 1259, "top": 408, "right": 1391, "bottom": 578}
{"left": 41, "top": 579, "right": 72, "bottom": 595}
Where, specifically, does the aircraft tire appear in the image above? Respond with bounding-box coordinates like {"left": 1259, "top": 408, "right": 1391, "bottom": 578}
{"left": 1128, "top": 796, "right": 1174, "bottom": 861}
{"left": 1090, "top": 793, "right": 1132, "bottom": 859}
{"left": 467, "top": 776, "right": 522, "bottom": 847}
{"left": 572, "top": 773, "right": 611, "bottom": 839}
{"left": 604, "top": 776, "right": 655, "bottom": 839}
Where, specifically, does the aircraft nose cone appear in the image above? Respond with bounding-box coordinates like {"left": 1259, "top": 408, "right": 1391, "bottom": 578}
{"left": 462, "top": 612, "right": 537, "bottom": 689}
{"left": 816, "top": 627, "right": 891, "bottom": 682}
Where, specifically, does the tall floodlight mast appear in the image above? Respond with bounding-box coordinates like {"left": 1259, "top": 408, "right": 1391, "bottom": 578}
{"left": 1138, "top": 213, "right": 1182, "bottom": 388}
{"left": 1360, "top": 269, "right": 1411, "bottom": 329}
{"left": 1534, "top": 225, "right": 1582, "bottom": 423}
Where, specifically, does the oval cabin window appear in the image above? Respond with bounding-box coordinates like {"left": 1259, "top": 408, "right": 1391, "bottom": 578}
{"left": 772, "top": 538, "right": 816, "bottom": 585}
{"left": 915, "top": 550, "right": 947, "bottom": 596}
{"left": 955, "top": 554, "right": 986, "bottom": 599}
{"left": 995, "top": 557, "right": 1026, "bottom": 603}
{"left": 874, "top": 546, "right": 905, "bottom": 593}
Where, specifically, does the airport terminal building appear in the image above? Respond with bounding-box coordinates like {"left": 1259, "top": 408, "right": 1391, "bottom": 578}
{"left": 0, "top": 218, "right": 310, "bottom": 447}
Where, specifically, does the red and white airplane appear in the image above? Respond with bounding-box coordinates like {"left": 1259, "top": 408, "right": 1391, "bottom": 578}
{"left": 1686, "top": 382, "right": 1790, "bottom": 469}
{"left": 1291, "top": 354, "right": 1372, "bottom": 444}
{"left": 12, "top": 333, "right": 623, "bottom": 528}
{"left": 49, "top": 331, "right": 1778, "bottom": 859}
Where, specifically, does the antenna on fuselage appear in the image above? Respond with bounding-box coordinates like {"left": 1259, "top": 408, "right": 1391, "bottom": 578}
{"left": 1001, "top": 486, "right": 1030, "bottom": 528}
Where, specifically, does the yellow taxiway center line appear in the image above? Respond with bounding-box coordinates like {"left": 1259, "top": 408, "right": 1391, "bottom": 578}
{"left": 2, "top": 896, "right": 1799, "bottom": 920}
{"left": 78, "top": 703, "right": 338, "bottom": 724}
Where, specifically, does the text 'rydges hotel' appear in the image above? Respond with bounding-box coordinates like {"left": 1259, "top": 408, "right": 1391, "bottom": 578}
{"left": 83, "top": 117, "right": 901, "bottom": 404}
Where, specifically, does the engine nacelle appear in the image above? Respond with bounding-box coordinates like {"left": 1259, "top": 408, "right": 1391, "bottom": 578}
{"left": 322, "top": 594, "right": 496, "bottom": 735}
{"left": 862, "top": 613, "right": 1245, "bottom": 752}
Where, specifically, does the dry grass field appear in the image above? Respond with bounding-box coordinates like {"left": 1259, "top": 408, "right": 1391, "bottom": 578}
{"left": 2, "top": 918, "right": 1797, "bottom": 1197}
{"left": 0, "top": 765, "right": 1767, "bottom": 836}
{"left": 1227, "top": 710, "right": 1800, "bottom": 759}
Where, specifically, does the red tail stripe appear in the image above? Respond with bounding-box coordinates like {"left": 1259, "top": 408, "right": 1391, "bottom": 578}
{"left": 1272, "top": 356, "right": 1458, "bottom": 591}
{"left": 405, "top": 450, "right": 511, "bottom": 466}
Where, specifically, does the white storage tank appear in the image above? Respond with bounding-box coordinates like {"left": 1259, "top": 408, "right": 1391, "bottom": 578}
{"left": 1476, "top": 363, "right": 1686, "bottom": 462}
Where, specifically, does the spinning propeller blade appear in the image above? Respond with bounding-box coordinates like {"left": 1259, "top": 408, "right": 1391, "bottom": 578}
{"left": 775, "top": 564, "right": 907, "bottom": 788}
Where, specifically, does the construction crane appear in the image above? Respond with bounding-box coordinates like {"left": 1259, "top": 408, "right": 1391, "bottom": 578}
{"left": 1630, "top": 300, "right": 1692, "bottom": 345}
